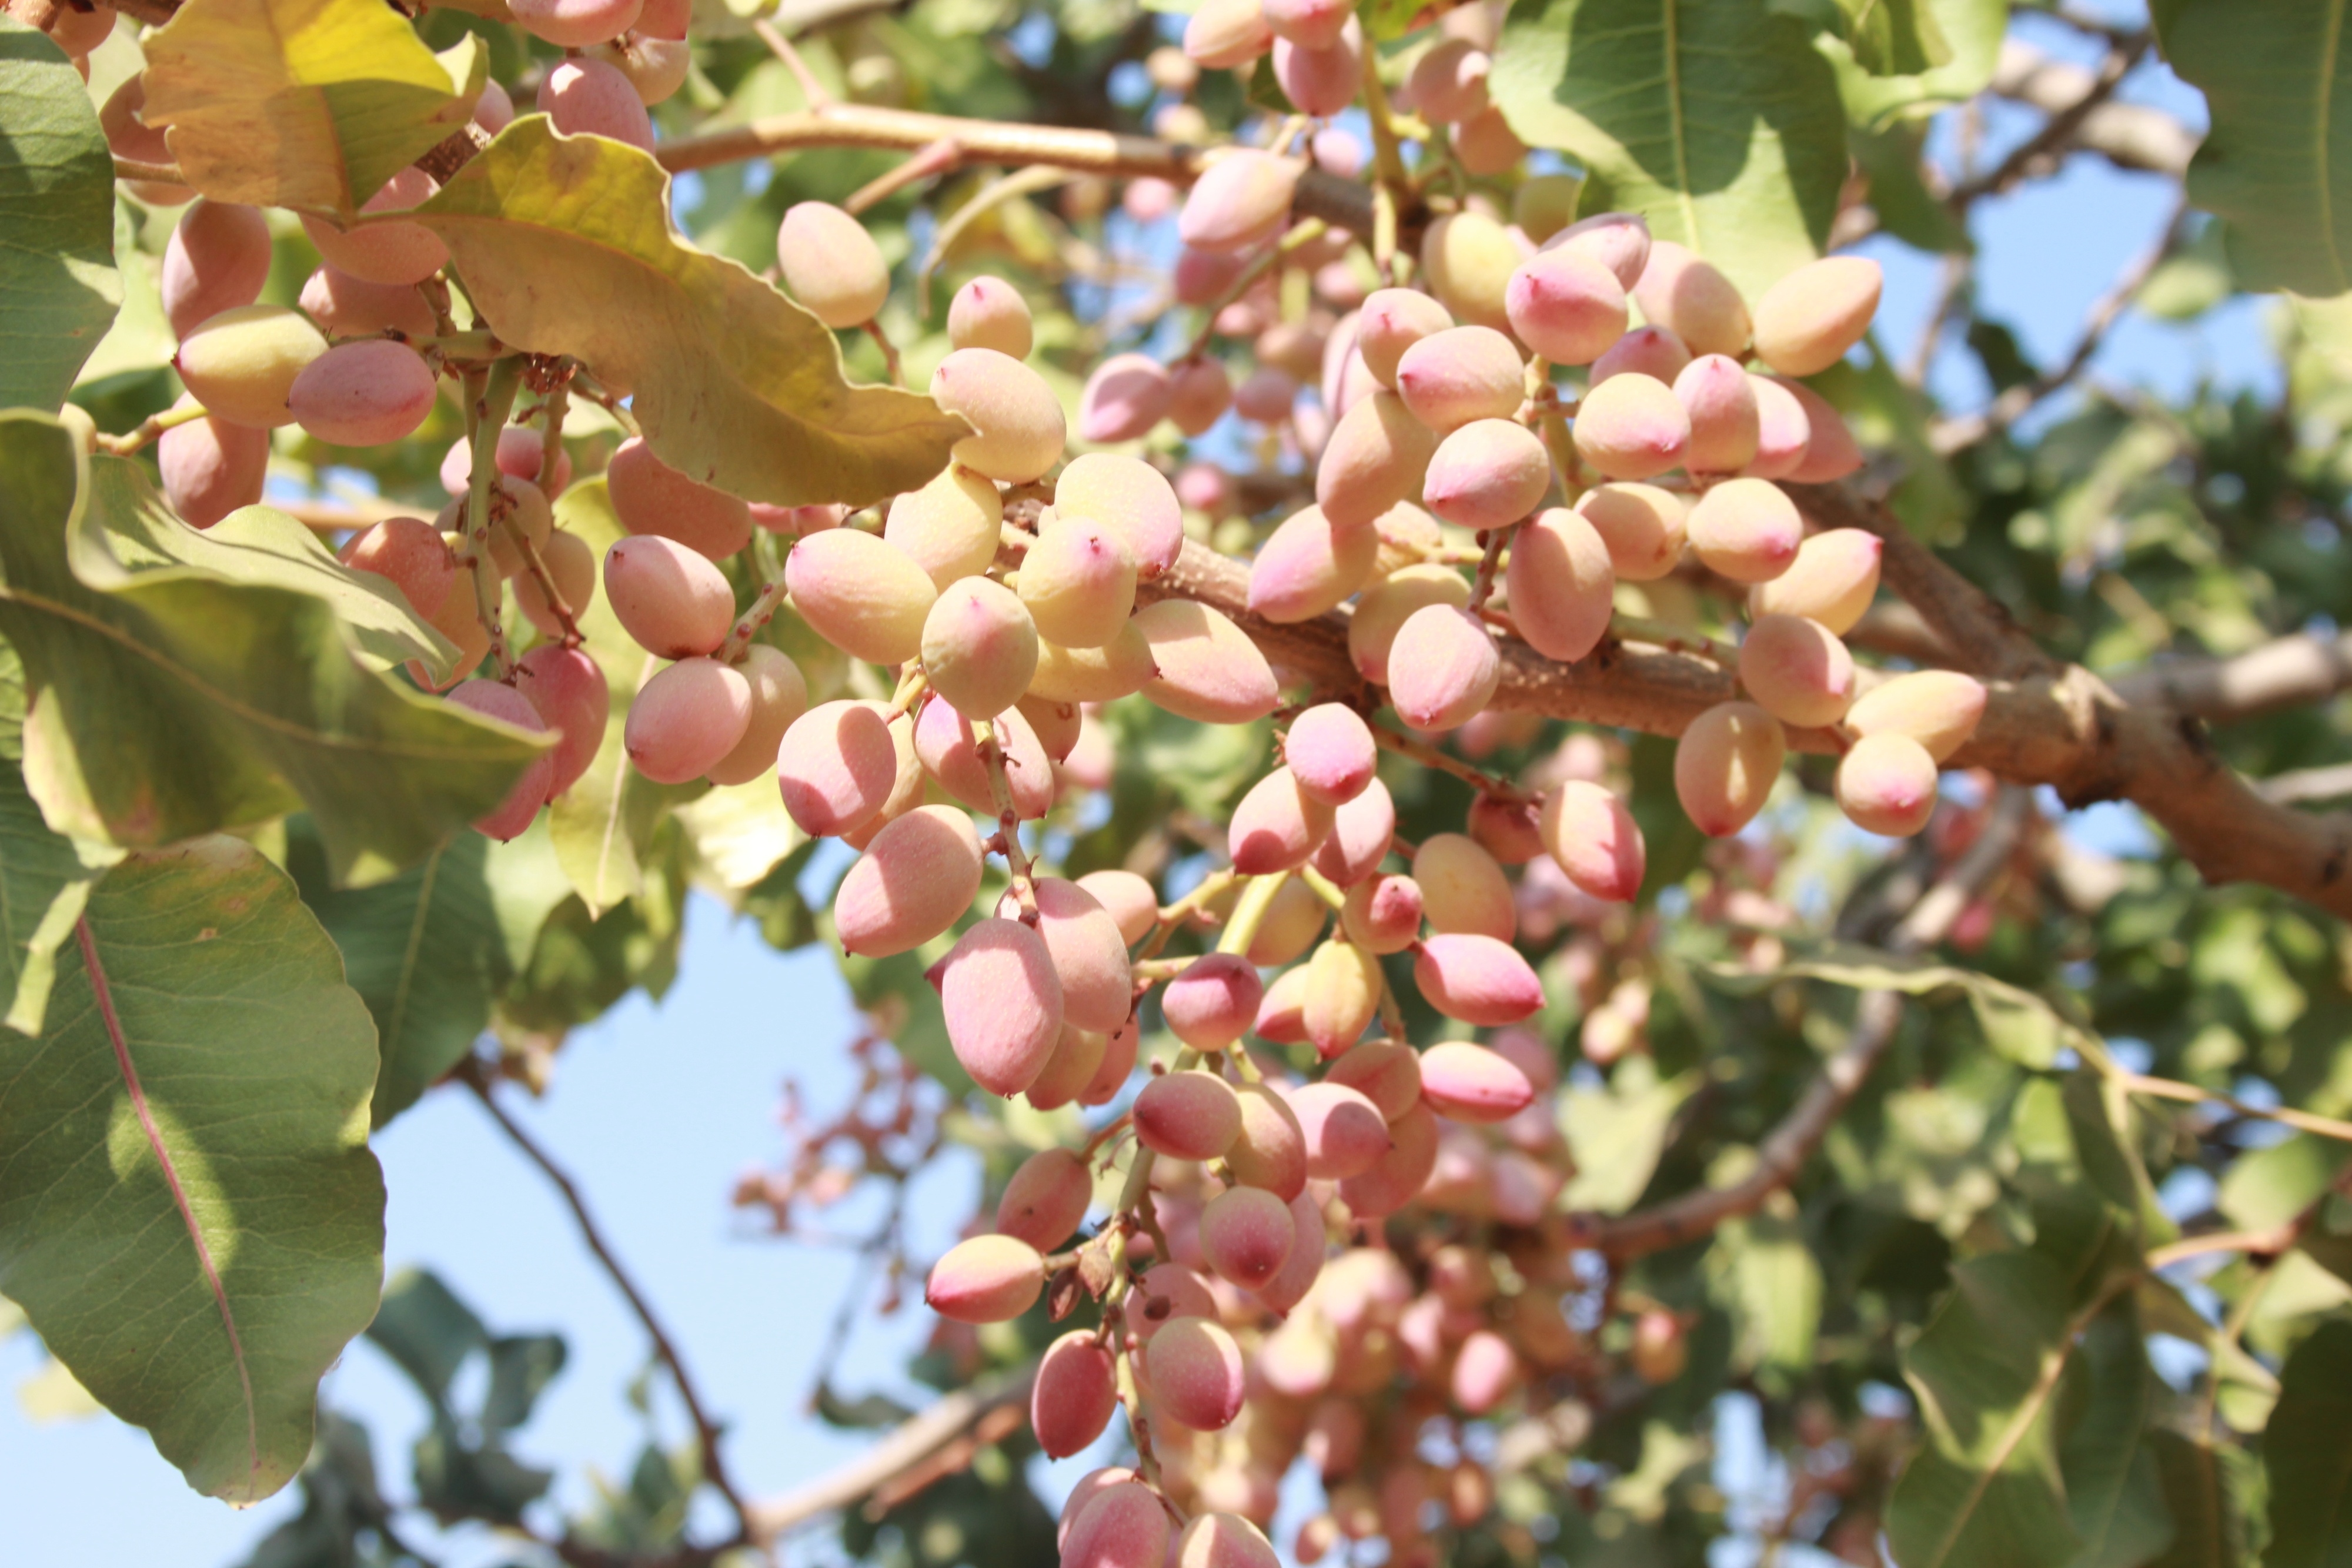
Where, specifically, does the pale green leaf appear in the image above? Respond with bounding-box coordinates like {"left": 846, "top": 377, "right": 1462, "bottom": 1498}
{"left": 0, "top": 18, "right": 122, "bottom": 411}
{"left": 398, "top": 119, "right": 970, "bottom": 509}
{"left": 2147, "top": 1430, "right": 2241, "bottom": 1568}
{"left": 1696, "top": 939, "right": 2095, "bottom": 1068}
{"left": 0, "top": 837, "right": 385, "bottom": 1503}
{"left": 2153, "top": 0, "right": 2352, "bottom": 297}
{"left": 2263, "top": 1319, "right": 2352, "bottom": 1568}
{"left": 0, "top": 414, "right": 539, "bottom": 888}
{"left": 1793, "top": 0, "right": 2009, "bottom": 128}
{"left": 289, "top": 814, "right": 570, "bottom": 1126}
{"left": 677, "top": 777, "right": 810, "bottom": 894}
{"left": 1710, "top": 1205, "right": 1823, "bottom": 1375}
{"left": 1558, "top": 1056, "right": 1700, "bottom": 1213}
{"left": 1888, "top": 1250, "right": 2085, "bottom": 1568}
{"left": 1491, "top": 0, "right": 1849, "bottom": 300}
{"left": 139, "top": 0, "right": 476, "bottom": 216}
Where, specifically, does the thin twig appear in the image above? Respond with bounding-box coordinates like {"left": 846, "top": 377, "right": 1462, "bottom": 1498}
{"left": 1930, "top": 196, "right": 2186, "bottom": 454}
{"left": 1574, "top": 787, "right": 2034, "bottom": 1258}
{"left": 460, "top": 1064, "right": 756, "bottom": 1547}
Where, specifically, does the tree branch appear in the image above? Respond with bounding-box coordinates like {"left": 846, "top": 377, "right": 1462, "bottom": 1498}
{"left": 1986, "top": 41, "right": 2198, "bottom": 179}
{"left": 745, "top": 1362, "right": 1038, "bottom": 1543}
{"left": 1138, "top": 482, "right": 2352, "bottom": 918}
{"left": 1951, "top": 31, "right": 2151, "bottom": 207}
{"left": 2107, "top": 628, "right": 2352, "bottom": 720}
{"left": 655, "top": 103, "right": 1381, "bottom": 239}
{"left": 1569, "top": 786, "right": 2034, "bottom": 1259}
{"left": 460, "top": 1065, "right": 756, "bottom": 1549}
{"left": 1929, "top": 197, "right": 2186, "bottom": 454}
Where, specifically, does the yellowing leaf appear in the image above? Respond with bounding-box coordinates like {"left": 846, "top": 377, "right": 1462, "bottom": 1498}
{"left": 140, "top": 0, "right": 475, "bottom": 215}
{"left": 400, "top": 119, "right": 969, "bottom": 508}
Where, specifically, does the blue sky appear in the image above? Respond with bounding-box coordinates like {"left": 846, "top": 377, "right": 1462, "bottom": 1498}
{"left": 0, "top": 4, "right": 2275, "bottom": 1562}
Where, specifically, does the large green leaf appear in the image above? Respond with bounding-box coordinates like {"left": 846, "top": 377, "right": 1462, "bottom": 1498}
{"left": 0, "top": 837, "right": 385, "bottom": 1503}
{"left": 396, "top": 119, "right": 969, "bottom": 509}
{"left": 139, "top": 0, "right": 477, "bottom": 216}
{"left": 1492, "top": 0, "right": 1849, "bottom": 299}
{"left": 1887, "top": 1251, "right": 2086, "bottom": 1568}
{"left": 2264, "top": 1319, "right": 2352, "bottom": 1568}
{"left": 0, "top": 19, "right": 122, "bottom": 411}
{"left": 0, "top": 414, "right": 540, "bottom": 887}
{"left": 2060, "top": 1305, "right": 2174, "bottom": 1568}
{"left": 0, "top": 640, "right": 119, "bottom": 1037}
{"left": 2153, "top": 0, "right": 2352, "bottom": 297}
{"left": 289, "top": 815, "right": 571, "bottom": 1126}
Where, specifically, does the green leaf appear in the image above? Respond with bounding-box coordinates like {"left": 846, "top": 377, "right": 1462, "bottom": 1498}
{"left": 139, "top": 0, "right": 477, "bottom": 217}
{"left": 399, "top": 119, "right": 969, "bottom": 509}
{"left": 290, "top": 815, "right": 569, "bottom": 1126}
{"left": 2060, "top": 1304, "right": 2174, "bottom": 1568}
{"left": 1491, "top": 0, "right": 1850, "bottom": 300}
{"left": 233, "top": 1411, "right": 395, "bottom": 1568}
{"left": 1888, "top": 1251, "right": 2087, "bottom": 1568}
{"left": 2152, "top": 0, "right": 2352, "bottom": 297}
{"left": 2264, "top": 1319, "right": 2352, "bottom": 1568}
{"left": 1696, "top": 939, "right": 2094, "bottom": 1068}
{"left": 99, "top": 500, "right": 457, "bottom": 676}
{"left": 1799, "top": 0, "right": 2009, "bottom": 128}
{"left": 0, "top": 19, "right": 122, "bottom": 413}
{"left": 2147, "top": 1430, "right": 2240, "bottom": 1568}
{"left": 1710, "top": 1202, "right": 1823, "bottom": 1376}
{"left": 1558, "top": 1056, "right": 1700, "bottom": 1213}
{"left": 0, "top": 837, "right": 385, "bottom": 1503}
{"left": 677, "top": 776, "right": 810, "bottom": 894}
{"left": 0, "top": 668, "right": 119, "bottom": 1035}
{"left": 0, "top": 414, "right": 540, "bottom": 887}
{"left": 2220, "top": 1134, "right": 2352, "bottom": 1232}
{"left": 366, "top": 1267, "right": 487, "bottom": 1404}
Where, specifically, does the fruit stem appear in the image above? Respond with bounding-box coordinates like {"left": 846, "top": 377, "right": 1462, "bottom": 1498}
{"left": 93, "top": 399, "right": 211, "bottom": 457}
{"left": 1467, "top": 520, "right": 1514, "bottom": 611}
{"left": 720, "top": 573, "right": 794, "bottom": 665}
{"left": 1214, "top": 872, "right": 1289, "bottom": 959}
{"left": 1368, "top": 723, "right": 1538, "bottom": 805}
{"left": 1612, "top": 614, "right": 1735, "bottom": 664}
{"left": 534, "top": 379, "right": 570, "bottom": 499}
{"left": 863, "top": 319, "right": 906, "bottom": 387}
{"left": 972, "top": 715, "right": 1038, "bottom": 920}
{"left": 507, "top": 526, "right": 584, "bottom": 648}
{"left": 1178, "top": 218, "right": 1329, "bottom": 363}
{"left": 1299, "top": 865, "right": 1348, "bottom": 912}
{"left": 462, "top": 359, "right": 524, "bottom": 680}
{"left": 1134, "top": 866, "right": 1241, "bottom": 961}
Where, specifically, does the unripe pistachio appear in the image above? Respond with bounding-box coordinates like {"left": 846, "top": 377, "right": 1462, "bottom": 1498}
{"left": 1249, "top": 505, "right": 1380, "bottom": 623}
{"left": 607, "top": 437, "right": 751, "bottom": 560}
{"left": 1572, "top": 372, "right": 1689, "bottom": 481}
{"left": 1835, "top": 731, "right": 1940, "bottom": 837}
{"left": 1418, "top": 1041, "right": 1534, "bottom": 1122}
{"left": 1412, "top": 932, "right": 1543, "bottom": 1024}
{"left": 1387, "top": 606, "right": 1499, "bottom": 733}
{"left": 934, "top": 917, "right": 1064, "bottom": 1096}
{"left": 1418, "top": 210, "right": 1527, "bottom": 333}
{"left": 1317, "top": 390, "right": 1439, "bottom": 529}
{"left": 1752, "top": 255, "right": 1883, "bottom": 376}
{"left": 925, "top": 1233, "right": 1045, "bottom": 1323}
{"left": 834, "top": 805, "right": 983, "bottom": 957}
{"left": 1738, "top": 612, "right": 1856, "bottom": 728}
{"left": 1395, "top": 325, "right": 1526, "bottom": 434}
{"left": 1031, "top": 1332, "right": 1118, "bottom": 1460}
{"left": 706, "top": 644, "right": 809, "bottom": 785}
{"left": 929, "top": 348, "right": 1067, "bottom": 483}
{"left": 884, "top": 465, "right": 1003, "bottom": 590}
{"left": 1179, "top": 151, "right": 1305, "bottom": 255}
{"left": 1408, "top": 39, "right": 1490, "bottom": 125}
{"left": 1342, "top": 872, "right": 1424, "bottom": 954}
{"left": 785, "top": 526, "right": 938, "bottom": 664}
{"left": 777, "top": 201, "right": 890, "bottom": 328}
{"left": 776, "top": 700, "right": 899, "bottom": 837}
{"left": 1349, "top": 563, "right": 1470, "bottom": 686}
{"left": 1750, "top": 527, "right": 1882, "bottom": 634}
{"left": 1539, "top": 780, "right": 1645, "bottom": 902}
{"left": 923, "top": 577, "right": 1040, "bottom": 720}
{"left": 1055, "top": 452, "right": 1184, "bottom": 578}
{"left": 1302, "top": 938, "right": 1383, "bottom": 1058}
{"left": 1673, "top": 353, "right": 1761, "bottom": 476}
{"left": 1632, "top": 239, "right": 1751, "bottom": 359}
{"left": 1078, "top": 352, "right": 1174, "bottom": 443}
{"left": 1311, "top": 778, "right": 1396, "bottom": 887}
{"left": 1357, "top": 289, "right": 1455, "bottom": 388}
{"left": 1686, "top": 476, "right": 1803, "bottom": 583}
{"left": 1545, "top": 210, "right": 1652, "bottom": 291}
{"left": 1135, "top": 600, "right": 1281, "bottom": 723}
{"left": 1285, "top": 703, "right": 1377, "bottom": 804}
{"left": 1589, "top": 322, "right": 1692, "bottom": 387}
{"left": 1414, "top": 832, "right": 1514, "bottom": 940}
{"left": 1505, "top": 506, "right": 1614, "bottom": 661}
{"left": 1230, "top": 767, "right": 1338, "bottom": 875}
{"left": 1184, "top": 0, "right": 1274, "bottom": 68}
{"left": 448, "top": 680, "right": 556, "bottom": 841}
{"left": 624, "top": 658, "right": 751, "bottom": 784}
{"left": 1673, "top": 700, "right": 1786, "bottom": 837}
{"left": 997, "top": 1146, "right": 1093, "bottom": 1249}
{"left": 1505, "top": 246, "right": 1629, "bottom": 365}
{"left": 947, "top": 276, "right": 1033, "bottom": 357}
{"left": 1845, "top": 669, "right": 1986, "bottom": 761}
{"left": 1135, "top": 1069, "right": 1245, "bottom": 1159}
